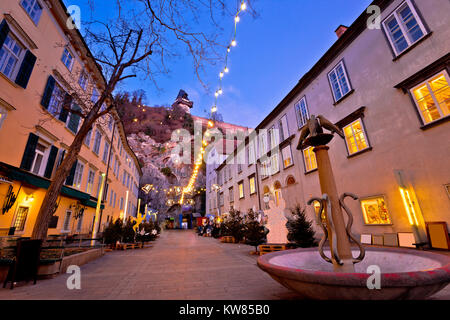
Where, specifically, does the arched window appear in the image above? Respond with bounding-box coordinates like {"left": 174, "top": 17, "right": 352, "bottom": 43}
{"left": 273, "top": 181, "right": 282, "bottom": 206}
{"left": 274, "top": 181, "right": 282, "bottom": 190}
{"left": 286, "top": 176, "right": 296, "bottom": 186}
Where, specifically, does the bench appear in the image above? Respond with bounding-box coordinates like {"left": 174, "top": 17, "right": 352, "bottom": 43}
{"left": 258, "top": 244, "right": 286, "bottom": 256}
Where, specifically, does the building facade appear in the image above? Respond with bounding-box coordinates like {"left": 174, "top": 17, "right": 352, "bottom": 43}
{"left": 206, "top": 0, "right": 450, "bottom": 246}
{"left": 0, "top": 0, "right": 142, "bottom": 238}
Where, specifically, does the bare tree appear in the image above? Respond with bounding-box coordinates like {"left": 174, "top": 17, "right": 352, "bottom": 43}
{"left": 32, "top": 0, "right": 256, "bottom": 239}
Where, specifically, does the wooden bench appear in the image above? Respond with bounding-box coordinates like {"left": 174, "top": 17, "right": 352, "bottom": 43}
{"left": 258, "top": 244, "right": 286, "bottom": 256}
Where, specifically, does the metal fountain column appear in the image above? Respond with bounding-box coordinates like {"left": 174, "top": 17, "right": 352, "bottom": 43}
{"left": 297, "top": 115, "right": 365, "bottom": 272}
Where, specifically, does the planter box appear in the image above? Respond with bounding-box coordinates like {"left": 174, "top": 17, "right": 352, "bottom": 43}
{"left": 38, "top": 247, "right": 105, "bottom": 277}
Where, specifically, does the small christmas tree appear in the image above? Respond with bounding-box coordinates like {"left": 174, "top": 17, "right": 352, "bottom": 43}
{"left": 286, "top": 206, "right": 317, "bottom": 248}
{"left": 223, "top": 208, "right": 245, "bottom": 243}
{"left": 103, "top": 218, "right": 123, "bottom": 245}
{"left": 244, "top": 209, "right": 266, "bottom": 253}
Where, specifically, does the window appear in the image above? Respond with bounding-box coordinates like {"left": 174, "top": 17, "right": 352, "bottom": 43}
{"left": 238, "top": 182, "right": 244, "bottom": 199}
{"left": 31, "top": 143, "right": 46, "bottom": 175}
{"left": 0, "top": 34, "right": 25, "bottom": 80}
{"left": 249, "top": 176, "right": 256, "bottom": 195}
{"left": 270, "top": 152, "right": 279, "bottom": 175}
{"left": 303, "top": 146, "right": 317, "bottom": 172}
{"left": 258, "top": 130, "right": 268, "bottom": 157}
{"left": 21, "top": 0, "right": 43, "bottom": 25}
{"left": 78, "top": 70, "right": 88, "bottom": 90}
{"left": 328, "top": 61, "right": 352, "bottom": 102}
{"left": 102, "top": 141, "right": 110, "bottom": 163}
{"left": 76, "top": 212, "right": 84, "bottom": 232}
{"left": 72, "top": 161, "right": 84, "bottom": 189}
{"left": 343, "top": 119, "right": 370, "bottom": 155}
{"left": 84, "top": 129, "right": 92, "bottom": 146}
{"left": 411, "top": 71, "right": 450, "bottom": 124}
{"left": 295, "top": 97, "right": 309, "bottom": 128}
{"left": 66, "top": 104, "right": 81, "bottom": 133}
{"left": 120, "top": 197, "right": 124, "bottom": 210}
{"left": 47, "top": 83, "right": 64, "bottom": 117}
{"left": 269, "top": 126, "right": 279, "bottom": 150}
{"left": 62, "top": 210, "right": 72, "bottom": 231}
{"left": 382, "top": 0, "right": 427, "bottom": 56}
{"left": 260, "top": 158, "right": 270, "bottom": 179}
{"left": 0, "top": 106, "right": 7, "bottom": 129}
{"left": 97, "top": 174, "right": 103, "bottom": 198}
{"left": 219, "top": 192, "right": 224, "bottom": 206}
{"left": 229, "top": 187, "right": 234, "bottom": 203}
{"left": 278, "top": 115, "right": 289, "bottom": 141}
{"left": 360, "top": 196, "right": 392, "bottom": 225}
{"left": 91, "top": 88, "right": 99, "bottom": 103}
{"left": 13, "top": 206, "right": 29, "bottom": 231}
{"left": 61, "top": 48, "right": 73, "bottom": 71}
{"left": 274, "top": 181, "right": 282, "bottom": 206}
{"left": 281, "top": 145, "right": 293, "bottom": 168}
{"left": 93, "top": 131, "right": 102, "bottom": 155}
{"left": 86, "top": 169, "right": 95, "bottom": 194}
{"left": 248, "top": 140, "right": 256, "bottom": 165}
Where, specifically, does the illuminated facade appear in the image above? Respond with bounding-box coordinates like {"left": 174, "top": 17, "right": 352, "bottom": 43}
{"left": 0, "top": 0, "right": 142, "bottom": 237}
{"left": 207, "top": 0, "right": 450, "bottom": 245}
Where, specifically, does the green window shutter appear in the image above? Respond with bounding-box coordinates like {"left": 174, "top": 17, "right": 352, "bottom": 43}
{"left": 0, "top": 20, "right": 9, "bottom": 49}
{"left": 15, "top": 50, "right": 37, "bottom": 89}
{"left": 44, "top": 146, "right": 58, "bottom": 179}
{"left": 41, "top": 76, "right": 55, "bottom": 109}
{"left": 67, "top": 104, "right": 81, "bottom": 133}
{"left": 65, "top": 159, "right": 78, "bottom": 186}
{"left": 59, "top": 93, "right": 72, "bottom": 122}
{"left": 20, "top": 133, "right": 39, "bottom": 171}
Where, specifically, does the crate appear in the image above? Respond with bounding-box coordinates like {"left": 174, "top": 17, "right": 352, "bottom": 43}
{"left": 258, "top": 244, "right": 286, "bottom": 255}
{"left": 221, "top": 236, "right": 236, "bottom": 243}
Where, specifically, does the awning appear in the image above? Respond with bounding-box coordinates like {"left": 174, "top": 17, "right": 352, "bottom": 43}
{"left": 0, "top": 162, "right": 103, "bottom": 209}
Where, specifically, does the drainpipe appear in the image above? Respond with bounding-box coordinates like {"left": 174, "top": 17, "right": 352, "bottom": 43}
{"left": 254, "top": 161, "right": 262, "bottom": 211}
{"left": 97, "top": 122, "right": 116, "bottom": 233}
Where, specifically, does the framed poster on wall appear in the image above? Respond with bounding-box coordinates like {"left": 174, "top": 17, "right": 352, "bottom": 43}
{"left": 426, "top": 222, "right": 450, "bottom": 250}
{"left": 360, "top": 196, "right": 392, "bottom": 225}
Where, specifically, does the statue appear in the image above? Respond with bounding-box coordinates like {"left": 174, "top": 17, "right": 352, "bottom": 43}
{"left": 297, "top": 115, "right": 344, "bottom": 150}
{"left": 263, "top": 198, "right": 289, "bottom": 244}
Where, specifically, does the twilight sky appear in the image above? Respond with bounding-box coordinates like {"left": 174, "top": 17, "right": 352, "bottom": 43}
{"left": 66, "top": 0, "right": 372, "bottom": 128}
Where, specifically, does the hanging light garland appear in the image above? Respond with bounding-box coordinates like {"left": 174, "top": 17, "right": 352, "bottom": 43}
{"left": 180, "top": 1, "right": 248, "bottom": 205}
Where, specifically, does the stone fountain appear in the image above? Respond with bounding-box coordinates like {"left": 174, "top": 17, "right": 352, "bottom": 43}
{"left": 257, "top": 115, "right": 450, "bottom": 300}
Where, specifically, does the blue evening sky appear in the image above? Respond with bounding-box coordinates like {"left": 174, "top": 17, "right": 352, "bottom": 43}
{"left": 65, "top": 0, "right": 372, "bottom": 128}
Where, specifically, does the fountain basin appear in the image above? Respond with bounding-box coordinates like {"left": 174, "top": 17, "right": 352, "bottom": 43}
{"left": 257, "top": 247, "right": 450, "bottom": 300}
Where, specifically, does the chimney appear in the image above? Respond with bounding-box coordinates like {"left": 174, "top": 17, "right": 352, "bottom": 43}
{"left": 335, "top": 25, "right": 349, "bottom": 38}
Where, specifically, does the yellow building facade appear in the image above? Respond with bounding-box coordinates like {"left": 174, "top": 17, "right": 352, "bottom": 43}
{"left": 0, "top": 0, "right": 142, "bottom": 238}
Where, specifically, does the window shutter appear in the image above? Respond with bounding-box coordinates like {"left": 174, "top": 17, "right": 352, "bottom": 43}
{"left": 67, "top": 104, "right": 81, "bottom": 133}
{"left": 0, "top": 20, "right": 9, "bottom": 49}
{"left": 59, "top": 94, "right": 72, "bottom": 122}
{"left": 65, "top": 160, "right": 78, "bottom": 186}
{"left": 20, "top": 133, "right": 39, "bottom": 171}
{"left": 44, "top": 146, "right": 58, "bottom": 179}
{"left": 41, "top": 76, "right": 56, "bottom": 109}
{"left": 56, "top": 149, "right": 66, "bottom": 168}
{"left": 15, "top": 50, "right": 37, "bottom": 89}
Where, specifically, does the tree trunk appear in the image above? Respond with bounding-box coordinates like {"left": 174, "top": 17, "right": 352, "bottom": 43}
{"left": 31, "top": 114, "right": 97, "bottom": 239}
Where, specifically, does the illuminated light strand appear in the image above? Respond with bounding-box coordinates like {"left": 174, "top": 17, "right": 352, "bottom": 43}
{"left": 180, "top": 1, "right": 247, "bottom": 205}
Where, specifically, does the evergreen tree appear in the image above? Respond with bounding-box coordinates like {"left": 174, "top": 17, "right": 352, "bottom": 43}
{"left": 223, "top": 208, "right": 245, "bottom": 243}
{"left": 244, "top": 209, "right": 266, "bottom": 252}
{"left": 286, "top": 206, "right": 317, "bottom": 248}
{"left": 103, "top": 218, "right": 123, "bottom": 245}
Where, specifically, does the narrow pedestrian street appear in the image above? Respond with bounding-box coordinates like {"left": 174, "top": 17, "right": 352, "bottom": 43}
{"left": 0, "top": 231, "right": 303, "bottom": 300}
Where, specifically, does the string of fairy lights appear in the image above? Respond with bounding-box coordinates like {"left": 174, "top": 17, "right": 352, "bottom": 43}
{"left": 179, "top": 1, "right": 248, "bottom": 205}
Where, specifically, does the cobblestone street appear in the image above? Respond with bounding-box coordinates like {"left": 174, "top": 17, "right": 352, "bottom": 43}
{"left": 1, "top": 230, "right": 449, "bottom": 300}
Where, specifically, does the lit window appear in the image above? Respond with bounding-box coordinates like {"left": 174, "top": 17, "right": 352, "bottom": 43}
{"left": 281, "top": 145, "right": 293, "bottom": 168}
{"left": 249, "top": 176, "right": 256, "bottom": 195}
{"left": 21, "top": 0, "right": 43, "bottom": 25}
{"left": 13, "top": 206, "right": 29, "bottom": 231}
{"left": 295, "top": 97, "right": 310, "bottom": 128}
{"left": 270, "top": 152, "right": 279, "bottom": 175}
{"left": 0, "top": 34, "right": 25, "bottom": 80}
{"left": 61, "top": 48, "right": 73, "bottom": 71}
{"left": 411, "top": 71, "right": 450, "bottom": 124}
{"left": 238, "top": 182, "right": 244, "bottom": 199}
{"left": 382, "top": 0, "right": 427, "bottom": 56}
{"left": 303, "top": 146, "right": 317, "bottom": 172}
{"left": 343, "top": 119, "right": 370, "bottom": 155}
{"left": 360, "top": 196, "right": 392, "bottom": 225}
{"left": 328, "top": 61, "right": 352, "bottom": 102}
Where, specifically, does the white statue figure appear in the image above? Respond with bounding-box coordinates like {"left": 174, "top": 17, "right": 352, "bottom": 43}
{"left": 264, "top": 197, "right": 289, "bottom": 244}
